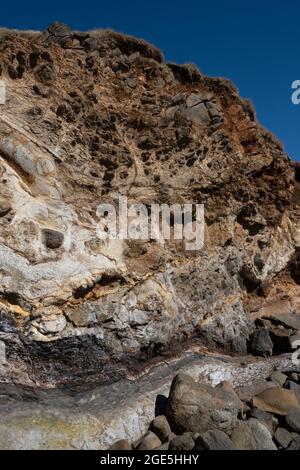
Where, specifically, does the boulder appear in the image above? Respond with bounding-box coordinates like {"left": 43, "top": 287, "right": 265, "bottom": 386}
{"left": 290, "top": 372, "right": 300, "bottom": 383}
{"left": 252, "top": 387, "right": 300, "bottom": 416}
{"left": 274, "top": 427, "right": 294, "bottom": 449}
{"left": 269, "top": 370, "right": 287, "bottom": 387}
{"left": 236, "top": 380, "right": 275, "bottom": 403}
{"left": 169, "top": 433, "right": 195, "bottom": 450}
{"left": 166, "top": 374, "right": 242, "bottom": 435}
{"left": 156, "top": 442, "right": 169, "bottom": 450}
{"left": 150, "top": 415, "right": 172, "bottom": 443}
{"left": 40, "top": 22, "right": 72, "bottom": 48}
{"left": 195, "top": 430, "right": 235, "bottom": 450}
{"left": 249, "top": 408, "right": 276, "bottom": 434}
{"left": 287, "top": 433, "right": 300, "bottom": 450}
{"left": 183, "top": 101, "right": 210, "bottom": 125}
{"left": 82, "top": 37, "right": 98, "bottom": 52}
{"left": 231, "top": 419, "right": 277, "bottom": 450}
{"left": 285, "top": 409, "right": 300, "bottom": 433}
{"left": 286, "top": 380, "right": 300, "bottom": 402}
{"left": 249, "top": 328, "right": 273, "bottom": 357}
{"left": 135, "top": 431, "right": 161, "bottom": 450}
{"left": 171, "top": 92, "right": 223, "bottom": 127}
{"left": 109, "top": 439, "right": 132, "bottom": 450}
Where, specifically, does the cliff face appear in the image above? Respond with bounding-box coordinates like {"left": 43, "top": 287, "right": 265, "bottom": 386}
{"left": 0, "top": 23, "right": 299, "bottom": 389}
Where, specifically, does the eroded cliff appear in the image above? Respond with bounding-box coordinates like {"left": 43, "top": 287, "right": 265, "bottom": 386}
{"left": 0, "top": 23, "right": 299, "bottom": 390}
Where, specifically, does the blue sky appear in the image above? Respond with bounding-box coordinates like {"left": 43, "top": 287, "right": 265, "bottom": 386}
{"left": 1, "top": 0, "right": 299, "bottom": 160}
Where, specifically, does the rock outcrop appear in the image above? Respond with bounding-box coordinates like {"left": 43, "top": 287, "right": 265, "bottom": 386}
{"left": 0, "top": 22, "right": 298, "bottom": 393}
{"left": 110, "top": 369, "right": 300, "bottom": 451}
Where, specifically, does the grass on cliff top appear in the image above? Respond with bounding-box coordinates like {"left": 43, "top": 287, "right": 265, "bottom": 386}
{"left": 0, "top": 27, "right": 40, "bottom": 39}
{"left": 88, "top": 28, "right": 164, "bottom": 63}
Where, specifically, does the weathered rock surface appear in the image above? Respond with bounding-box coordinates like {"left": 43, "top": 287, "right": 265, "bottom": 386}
{"left": 0, "top": 23, "right": 298, "bottom": 391}
{"left": 168, "top": 433, "right": 195, "bottom": 450}
{"left": 231, "top": 418, "right": 277, "bottom": 450}
{"left": 109, "top": 365, "right": 300, "bottom": 452}
{"left": 166, "top": 373, "right": 242, "bottom": 434}
{"left": 195, "top": 430, "right": 235, "bottom": 450}
{"left": 109, "top": 439, "right": 132, "bottom": 450}
{"left": 252, "top": 387, "right": 300, "bottom": 415}
{"left": 0, "top": 22, "right": 299, "bottom": 450}
{"left": 285, "top": 409, "right": 300, "bottom": 433}
{"left": 250, "top": 329, "right": 274, "bottom": 357}
{"left": 274, "top": 427, "right": 294, "bottom": 449}
{"left": 135, "top": 431, "right": 161, "bottom": 450}
{"left": 0, "top": 352, "right": 294, "bottom": 449}
{"left": 150, "top": 415, "right": 172, "bottom": 443}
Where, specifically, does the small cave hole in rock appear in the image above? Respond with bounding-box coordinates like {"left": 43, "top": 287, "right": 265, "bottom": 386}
{"left": 42, "top": 229, "right": 64, "bottom": 250}
{"left": 294, "top": 164, "right": 300, "bottom": 183}
{"left": 290, "top": 249, "right": 300, "bottom": 285}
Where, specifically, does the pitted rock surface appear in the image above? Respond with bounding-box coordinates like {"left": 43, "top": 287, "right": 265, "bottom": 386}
{"left": 0, "top": 23, "right": 298, "bottom": 389}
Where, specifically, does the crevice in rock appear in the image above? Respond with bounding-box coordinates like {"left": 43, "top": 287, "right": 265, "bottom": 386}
{"left": 73, "top": 274, "right": 125, "bottom": 300}
{"left": 0, "top": 291, "right": 31, "bottom": 312}
{"left": 290, "top": 250, "right": 300, "bottom": 285}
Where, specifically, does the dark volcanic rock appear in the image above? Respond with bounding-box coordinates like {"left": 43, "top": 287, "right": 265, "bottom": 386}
{"left": 195, "top": 430, "right": 235, "bottom": 450}
{"left": 150, "top": 415, "right": 172, "bottom": 443}
{"left": 168, "top": 433, "right": 195, "bottom": 450}
{"left": 252, "top": 388, "right": 300, "bottom": 416}
{"left": 40, "top": 22, "right": 72, "bottom": 47}
{"left": 249, "top": 329, "right": 274, "bottom": 357}
{"left": 285, "top": 409, "right": 300, "bottom": 433}
{"left": 42, "top": 229, "right": 64, "bottom": 249}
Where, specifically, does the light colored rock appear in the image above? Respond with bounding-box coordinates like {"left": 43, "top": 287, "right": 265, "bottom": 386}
{"left": 231, "top": 419, "right": 277, "bottom": 450}
{"left": 0, "top": 80, "right": 6, "bottom": 105}
{"left": 31, "top": 315, "right": 67, "bottom": 335}
{"left": 236, "top": 380, "right": 276, "bottom": 402}
{"left": 252, "top": 387, "right": 300, "bottom": 415}
{"left": 0, "top": 340, "right": 6, "bottom": 365}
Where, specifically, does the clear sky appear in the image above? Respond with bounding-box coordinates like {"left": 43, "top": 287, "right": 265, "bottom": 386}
{"left": 1, "top": 0, "right": 299, "bottom": 160}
